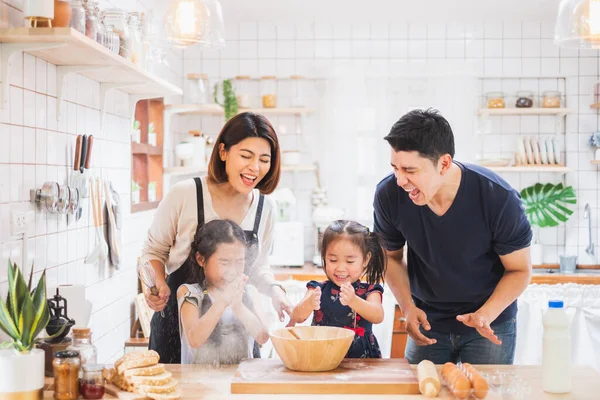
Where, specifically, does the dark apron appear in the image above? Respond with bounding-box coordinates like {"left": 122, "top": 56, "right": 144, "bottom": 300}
{"left": 148, "top": 177, "right": 264, "bottom": 364}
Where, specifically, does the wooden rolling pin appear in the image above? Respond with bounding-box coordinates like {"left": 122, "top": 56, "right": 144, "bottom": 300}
{"left": 461, "top": 363, "right": 489, "bottom": 399}
{"left": 417, "top": 360, "right": 441, "bottom": 397}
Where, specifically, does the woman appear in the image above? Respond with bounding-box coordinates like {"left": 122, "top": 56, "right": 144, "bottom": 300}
{"left": 141, "top": 112, "right": 292, "bottom": 364}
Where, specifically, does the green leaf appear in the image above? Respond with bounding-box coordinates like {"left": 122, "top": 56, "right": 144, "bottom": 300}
{"left": 0, "top": 296, "right": 20, "bottom": 341}
{"left": 0, "top": 342, "right": 13, "bottom": 349}
{"left": 520, "top": 183, "right": 577, "bottom": 228}
{"left": 18, "top": 294, "right": 34, "bottom": 350}
{"left": 28, "top": 270, "right": 49, "bottom": 344}
{"left": 6, "top": 261, "right": 28, "bottom": 332}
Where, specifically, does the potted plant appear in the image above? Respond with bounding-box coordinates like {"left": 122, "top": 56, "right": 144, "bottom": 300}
{"left": 132, "top": 120, "right": 141, "bottom": 143}
{"left": 0, "top": 261, "right": 51, "bottom": 398}
{"left": 213, "top": 79, "right": 239, "bottom": 121}
{"left": 589, "top": 131, "right": 600, "bottom": 160}
{"left": 520, "top": 183, "right": 576, "bottom": 265}
{"left": 132, "top": 181, "right": 141, "bottom": 204}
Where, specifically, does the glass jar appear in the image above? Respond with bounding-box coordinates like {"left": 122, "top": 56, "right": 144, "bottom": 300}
{"left": 82, "top": 0, "right": 98, "bottom": 40}
{"left": 94, "top": 6, "right": 107, "bottom": 48}
{"left": 104, "top": 9, "right": 131, "bottom": 60}
{"left": 187, "top": 73, "right": 209, "bottom": 104}
{"left": 542, "top": 91, "right": 561, "bottom": 108}
{"left": 128, "top": 12, "right": 144, "bottom": 68}
{"left": 486, "top": 92, "right": 505, "bottom": 108}
{"left": 80, "top": 364, "right": 105, "bottom": 399}
{"left": 53, "top": 350, "right": 80, "bottom": 400}
{"left": 68, "top": 0, "right": 86, "bottom": 35}
{"left": 234, "top": 75, "right": 252, "bottom": 108}
{"left": 260, "top": 76, "right": 277, "bottom": 108}
{"left": 290, "top": 75, "right": 306, "bottom": 107}
{"left": 66, "top": 327, "right": 97, "bottom": 378}
{"left": 515, "top": 90, "right": 534, "bottom": 108}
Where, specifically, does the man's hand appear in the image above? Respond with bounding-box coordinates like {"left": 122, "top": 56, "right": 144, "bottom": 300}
{"left": 144, "top": 280, "right": 170, "bottom": 312}
{"left": 456, "top": 310, "right": 501, "bottom": 345}
{"left": 405, "top": 305, "right": 437, "bottom": 346}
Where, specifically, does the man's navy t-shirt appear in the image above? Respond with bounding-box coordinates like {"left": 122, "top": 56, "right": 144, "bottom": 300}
{"left": 373, "top": 161, "right": 532, "bottom": 333}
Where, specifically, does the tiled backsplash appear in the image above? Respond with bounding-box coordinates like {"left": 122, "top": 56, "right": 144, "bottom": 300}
{"left": 180, "top": 21, "right": 600, "bottom": 264}
{"left": 0, "top": 0, "right": 182, "bottom": 362}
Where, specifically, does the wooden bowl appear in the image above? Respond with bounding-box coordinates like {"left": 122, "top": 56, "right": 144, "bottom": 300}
{"left": 269, "top": 326, "right": 355, "bottom": 372}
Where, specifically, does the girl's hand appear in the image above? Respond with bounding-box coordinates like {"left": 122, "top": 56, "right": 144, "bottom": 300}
{"left": 215, "top": 275, "right": 247, "bottom": 306}
{"left": 230, "top": 276, "right": 248, "bottom": 310}
{"left": 310, "top": 286, "right": 322, "bottom": 310}
{"left": 340, "top": 283, "right": 357, "bottom": 307}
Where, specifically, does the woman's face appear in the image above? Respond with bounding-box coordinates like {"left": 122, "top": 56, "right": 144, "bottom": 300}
{"left": 197, "top": 242, "right": 245, "bottom": 289}
{"left": 220, "top": 137, "right": 272, "bottom": 195}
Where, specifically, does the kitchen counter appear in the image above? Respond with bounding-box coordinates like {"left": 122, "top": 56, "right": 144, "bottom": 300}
{"left": 274, "top": 263, "right": 600, "bottom": 285}
{"left": 42, "top": 364, "right": 600, "bottom": 399}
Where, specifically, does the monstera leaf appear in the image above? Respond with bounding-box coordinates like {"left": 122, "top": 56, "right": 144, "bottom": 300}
{"left": 520, "top": 183, "right": 576, "bottom": 228}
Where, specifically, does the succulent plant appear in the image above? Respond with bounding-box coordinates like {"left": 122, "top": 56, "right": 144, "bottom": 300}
{"left": 589, "top": 131, "right": 600, "bottom": 148}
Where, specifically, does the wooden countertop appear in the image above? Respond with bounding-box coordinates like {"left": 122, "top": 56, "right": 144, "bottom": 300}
{"left": 43, "top": 363, "right": 600, "bottom": 399}
{"left": 274, "top": 263, "right": 600, "bottom": 285}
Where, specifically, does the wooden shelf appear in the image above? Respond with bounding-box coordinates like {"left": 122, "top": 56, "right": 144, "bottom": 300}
{"left": 591, "top": 102, "right": 600, "bottom": 109}
{"left": 487, "top": 165, "right": 572, "bottom": 173}
{"left": 132, "top": 142, "right": 162, "bottom": 155}
{"left": 164, "top": 164, "right": 316, "bottom": 176}
{"left": 592, "top": 160, "right": 600, "bottom": 165}
{"left": 165, "top": 104, "right": 315, "bottom": 116}
{"left": 131, "top": 201, "right": 161, "bottom": 213}
{"left": 478, "top": 108, "right": 570, "bottom": 116}
{"left": 0, "top": 28, "right": 182, "bottom": 128}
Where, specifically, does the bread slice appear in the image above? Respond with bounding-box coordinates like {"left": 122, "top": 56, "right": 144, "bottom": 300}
{"left": 114, "top": 350, "right": 159, "bottom": 370}
{"left": 111, "top": 373, "right": 137, "bottom": 393}
{"left": 117, "top": 353, "right": 160, "bottom": 374}
{"left": 129, "top": 372, "right": 173, "bottom": 386}
{"left": 139, "top": 380, "right": 178, "bottom": 395}
{"left": 124, "top": 363, "right": 166, "bottom": 377}
{"left": 146, "top": 388, "right": 182, "bottom": 399}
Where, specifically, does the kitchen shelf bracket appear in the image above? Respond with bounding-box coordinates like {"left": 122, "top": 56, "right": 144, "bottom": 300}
{"left": 0, "top": 42, "right": 65, "bottom": 109}
{"left": 56, "top": 65, "right": 112, "bottom": 119}
{"left": 99, "top": 81, "right": 144, "bottom": 131}
{"left": 129, "top": 93, "right": 161, "bottom": 126}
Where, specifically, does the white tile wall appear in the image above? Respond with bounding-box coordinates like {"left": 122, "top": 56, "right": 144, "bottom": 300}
{"left": 0, "top": 0, "right": 183, "bottom": 363}
{"left": 180, "top": 20, "right": 600, "bottom": 264}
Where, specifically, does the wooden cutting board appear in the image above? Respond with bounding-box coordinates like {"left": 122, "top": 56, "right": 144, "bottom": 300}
{"left": 230, "top": 358, "right": 420, "bottom": 394}
{"left": 104, "top": 383, "right": 147, "bottom": 399}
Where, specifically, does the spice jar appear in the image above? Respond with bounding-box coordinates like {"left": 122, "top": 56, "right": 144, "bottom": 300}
{"left": 53, "top": 350, "right": 80, "bottom": 400}
{"left": 187, "top": 73, "right": 209, "bottom": 104}
{"left": 67, "top": 327, "right": 97, "bottom": 380}
{"left": 542, "top": 91, "right": 561, "bottom": 108}
{"left": 486, "top": 92, "right": 505, "bottom": 108}
{"left": 515, "top": 91, "right": 534, "bottom": 108}
{"left": 260, "top": 76, "right": 277, "bottom": 108}
{"left": 128, "top": 12, "right": 144, "bottom": 68}
{"left": 80, "top": 364, "right": 105, "bottom": 399}
{"left": 234, "top": 75, "right": 252, "bottom": 108}
{"left": 290, "top": 75, "right": 306, "bottom": 107}
{"left": 82, "top": 0, "right": 98, "bottom": 40}
{"left": 104, "top": 8, "right": 131, "bottom": 60}
{"left": 68, "top": 0, "right": 85, "bottom": 34}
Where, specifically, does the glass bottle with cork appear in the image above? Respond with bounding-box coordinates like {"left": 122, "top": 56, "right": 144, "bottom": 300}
{"left": 234, "top": 75, "right": 252, "bottom": 108}
{"left": 260, "top": 76, "right": 277, "bottom": 108}
{"left": 66, "top": 327, "right": 97, "bottom": 383}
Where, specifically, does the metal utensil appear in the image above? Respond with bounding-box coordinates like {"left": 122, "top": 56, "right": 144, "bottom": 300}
{"left": 138, "top": 260, "right": 165, "bottom": 317}
{"left": 585, "top": 203, "right": 595, "bottom": 256}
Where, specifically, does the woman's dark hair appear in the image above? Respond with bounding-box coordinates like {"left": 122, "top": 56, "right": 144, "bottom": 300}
{"left": 320, "top": 220, "right": 387, "bottom": 285}
{"left": 207, "top": 112, "right": 281, "bottom": 195}
{"left": 384, "top": 108, "right": 455, "bottom": 164}
{"left": 181, "top": 219, "right": 256, "bottom": 347}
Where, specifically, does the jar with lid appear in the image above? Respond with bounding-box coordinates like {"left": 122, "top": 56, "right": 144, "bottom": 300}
{"left": 128, "top": 12, "right": 144, "bottom": 68}
{"left": 66, "top": 327, "right": 97, "bottom": 376}
{"left": 234, "top": 75, "right": 252, "bottom": 108}
{"left": 82, "top": 0, "right": 98, "bottom": 40}
{"left": 93, "top": 4, "right": 107, "bottom": 48}
{"left": 104, "top": 9, "right": 131, "bottom": 60}
{"left": 542, "top": 91, "right": 561, "bottom": 108}
{"left": 100, "top": 11, "right": 119, "bottom": 54}
{"left": 486, "top": 92, "right": 505, "bottom": 108}
{"left": 53, "top": 350, "right": 80, "bottom": 400}
{"left": 80, "top": 364, "right": 105, "bottom": 399}
{"left": 68, "top": 0, "right": 85, "bottom": 35}
{"left": 260, "top": 76, "right": 277, "bottom": 108}
{"left": 290, "top": 75, "right": 306, "bottom": 107}
{"left": 515, "top": 91, "right": 534, "bottom": 108}
{"left": 187, "top": 73, "right": 209, "bottom": 104}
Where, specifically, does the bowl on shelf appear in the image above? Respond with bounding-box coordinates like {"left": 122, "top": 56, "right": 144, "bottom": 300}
{"left": 269, "top": 326, "right": 355, "bottom": 372}
{"left": 477, "top": 157, "right": 513, "bottom": 167}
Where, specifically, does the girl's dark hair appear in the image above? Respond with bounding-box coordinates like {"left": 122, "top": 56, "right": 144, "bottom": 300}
{"left": 181, "top": 219, "right": 255, "bottom": 347}
{"left": 207, "top": 112, "right": 281, "bottom": 195}
{"left": 320, "top": 220, "right": 387, "bottom": 285}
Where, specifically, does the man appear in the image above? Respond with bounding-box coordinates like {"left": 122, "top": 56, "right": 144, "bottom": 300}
{"left": 373, "top": 108, "right": 532, "bottom": 365}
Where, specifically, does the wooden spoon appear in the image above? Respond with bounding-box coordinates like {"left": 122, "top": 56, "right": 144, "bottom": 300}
{"left": 288, "top": 328, "right": 302, "bottom": 340}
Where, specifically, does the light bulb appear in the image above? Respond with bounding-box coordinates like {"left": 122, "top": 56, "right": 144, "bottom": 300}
{"left": 164, "top": 0, "right": 209, "bottom": 47}
{"left": 589, "top": 0, "right": 600, "bottom": 35}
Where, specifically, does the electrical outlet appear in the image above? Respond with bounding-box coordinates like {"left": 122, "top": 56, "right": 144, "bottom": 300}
{"left": 11, "top": 211, "right": 34, "bottom": 236}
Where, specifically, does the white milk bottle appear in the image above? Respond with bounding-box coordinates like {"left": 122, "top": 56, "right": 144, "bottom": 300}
{"left": 542, "top": 300, "right": 571, "bottom": 393}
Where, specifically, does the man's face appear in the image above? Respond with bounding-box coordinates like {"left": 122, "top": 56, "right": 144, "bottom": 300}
{"left": 390, "top": 149, "right": 444, "bottom": 206}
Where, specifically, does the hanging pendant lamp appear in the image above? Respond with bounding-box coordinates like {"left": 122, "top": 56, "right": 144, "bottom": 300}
{"left": 164, "top": 0, "right": 225, "bottom": 48}
{"left": 555, "top": 0, "right": 600, "bottom": 48}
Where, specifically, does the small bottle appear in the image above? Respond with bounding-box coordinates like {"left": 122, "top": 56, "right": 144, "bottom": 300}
{"left": 542, "top": 300, "right": 571, "bottom": 393}
{"left": 80, "top": 364, "right": 105, "bottom": 399}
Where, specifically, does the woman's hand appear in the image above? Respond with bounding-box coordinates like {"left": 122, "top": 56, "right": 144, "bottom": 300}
{"left": 271, "top": 285, "right": 293, "bottom": 322}
{"left": 144, "top": 280, "right": 170, "bottom": 312}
